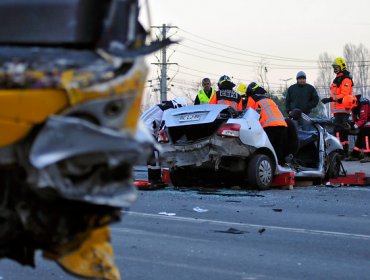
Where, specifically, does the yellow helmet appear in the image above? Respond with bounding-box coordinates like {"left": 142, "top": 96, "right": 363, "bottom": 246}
{"left": 236, "top": 83, "right": 247, "bottom": 96}
{"left": 332, "top": 57, "right": 347, "bottom": 71}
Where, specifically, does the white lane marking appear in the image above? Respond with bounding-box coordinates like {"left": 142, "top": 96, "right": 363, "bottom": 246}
{"left": 122, "top": 211, "right": 370, "bottom": 240}
{"left": 118, "top": 255, "right": 261, "bottom": 279}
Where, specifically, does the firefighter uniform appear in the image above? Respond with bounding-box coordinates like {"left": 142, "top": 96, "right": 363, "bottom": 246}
{"left": 330, "top": 57, "right": 354, "bottom": 156}
{"left": 209, "top": 75, "right": 243, "bottom": 111}
{"left": 246, "top": 82, "right": 288, "bottom": 165}
{"left": 346, "top": 96, "right": 370, "bottom": 162}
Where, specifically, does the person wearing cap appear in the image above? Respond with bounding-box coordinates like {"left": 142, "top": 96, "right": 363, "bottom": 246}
{"left": 208, "top": 75, "right": 243, "bottom": 111}
{"left": 194, "top": 78, "right": 216, "bottom": 105}
{"left": 321, "top": 57, "right": 354, "bottom": 157}
{"left": 285, "top": 71, "right": 319, "bottom": 116}
{"left": 245, "top": 82, "right": 288, "bottom": 165}
{"left": 343, "top": 94, "right": 370, "bottom": 163}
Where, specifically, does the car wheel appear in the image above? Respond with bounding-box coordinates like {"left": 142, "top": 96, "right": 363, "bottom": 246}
{"left": 247, "top": 154, "right": 274, "bottom": 190}
{"left": 325, "top": 151, "right": 341, "bottom": 180}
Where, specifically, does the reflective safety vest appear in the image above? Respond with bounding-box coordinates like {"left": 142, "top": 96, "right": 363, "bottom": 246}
{"left": 248, "top": 95, "right": 287, "bottom": 128}
{"left": 330, "top": 72, "right": 353, "bottom": 114}
{"left": 197, "top": 89, "right": 215, "bottom": 104}
{"left": 208, "top": 89, "right": 242, "bottom": 110}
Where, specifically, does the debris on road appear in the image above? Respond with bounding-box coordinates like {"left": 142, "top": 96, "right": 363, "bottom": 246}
{"left": 193, "top": 207, "right": 209, "bottom": 213}
{"left": 273, "top": 209, "right": 283, "bottom": 212}
{"left": 258, "top": 228, "right": 266, "bottom": 235}
{"left": 135, "top": 181, "right": 167, "bottom": 191}
{"left": 214, "top": 228, "right": 249, "bottom": 234}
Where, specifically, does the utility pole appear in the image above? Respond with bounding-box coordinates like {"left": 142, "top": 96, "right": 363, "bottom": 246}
{"left": 280, "top": 78, "right": 292, "bottom": 90}
{"left": 151, "top": 24, "right": 178, "bottom": 102}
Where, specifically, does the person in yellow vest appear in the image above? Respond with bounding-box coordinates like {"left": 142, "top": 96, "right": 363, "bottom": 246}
{"left": 194, "top": 77, "right": 216, "bottom": 104}
{"left": 236, "top": 83, "right": 247, "bottom": 109}
{"left": 321, "top": 57, "right": 354, "bottom": 156}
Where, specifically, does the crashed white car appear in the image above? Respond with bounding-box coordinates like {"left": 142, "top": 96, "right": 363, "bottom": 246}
{"left": 159, "top": 104, "right": 343, "bottom": 189}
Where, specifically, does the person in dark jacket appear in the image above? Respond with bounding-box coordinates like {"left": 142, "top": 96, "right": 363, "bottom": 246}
{"left": 285, "top": 71, "right": 319, "bottom": 115}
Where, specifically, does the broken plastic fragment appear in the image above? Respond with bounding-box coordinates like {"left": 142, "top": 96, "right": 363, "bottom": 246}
{"left": 214, "top": 228, "right": 248, "bottom": 234}
{"left": 193, "top": 207, "right": 208, "bottom": 213}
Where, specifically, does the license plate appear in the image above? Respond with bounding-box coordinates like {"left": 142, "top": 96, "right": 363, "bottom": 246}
{"left": 179, "top": 113, "right": 201, "bottom": 122}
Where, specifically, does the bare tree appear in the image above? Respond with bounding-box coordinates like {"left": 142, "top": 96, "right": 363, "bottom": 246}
{"left": 355, "top": 43, "right": 370, "bottom": 98}
{"left": 343, "top": 43, "right": 370, "bottom": 98}
{"left": 343, "top": 43, "right": 357, "bottom": 73}
{"left": 315, "top": 52, "right": 334, "bottom": 117}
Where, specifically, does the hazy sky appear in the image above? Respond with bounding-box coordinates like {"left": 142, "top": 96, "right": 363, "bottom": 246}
{"left": 140, "top": 0, "right": 370, "bottom": 103}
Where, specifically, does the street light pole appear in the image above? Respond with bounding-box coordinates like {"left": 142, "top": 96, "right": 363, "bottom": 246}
{"left": 280, "top": 78, "right": 293, "bottom": 90}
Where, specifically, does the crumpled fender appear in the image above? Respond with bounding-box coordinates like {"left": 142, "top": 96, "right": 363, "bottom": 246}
{"left": 30, "top": 116, "right": 144, "bottom": 169}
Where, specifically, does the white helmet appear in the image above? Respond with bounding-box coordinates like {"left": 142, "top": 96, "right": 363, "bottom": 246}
{"left": 171, "top": 97, "right": 188, "bottom": 108}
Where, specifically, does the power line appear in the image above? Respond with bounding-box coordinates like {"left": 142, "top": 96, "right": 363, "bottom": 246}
{"left": 178, "top": 28, "right": 317, "bottom": 63}
{"left": 174, "top": 48, "right": 370, "bottom": 70}
{"left": 174, "top": 49, "right": 327, "bottom": 70}
{"left": 177, "top": 42, "right": 326, "bottom": 69}
{"left": 177, "top": 36, "right": 318, "bottom": 64}
{"left": 178, "top": 28, "right": 370, "bottom": 65}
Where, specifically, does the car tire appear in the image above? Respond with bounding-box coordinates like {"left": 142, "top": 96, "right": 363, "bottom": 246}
{"left": 247, "top": 154, "right": 274, "bottom": 190}
{"left": 325, "top": 151, "right": 341, "bottom": 180}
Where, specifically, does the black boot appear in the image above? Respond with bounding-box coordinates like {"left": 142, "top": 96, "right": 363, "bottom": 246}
{"left": 342, "top": 144, "right": 349, "bottom": 159}
{"left": 148, "top": 168, "right": 162, "bottom": 183}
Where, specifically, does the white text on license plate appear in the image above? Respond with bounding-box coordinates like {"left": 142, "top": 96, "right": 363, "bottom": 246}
{"left": 179, "top": 114, "right": 201, "bottom": 122}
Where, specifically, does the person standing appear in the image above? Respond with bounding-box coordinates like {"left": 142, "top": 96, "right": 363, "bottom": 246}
{"left": 208, "top": 75, "right": 242, "bottom": 111}
{"left": 285, "top": 71, "right": 319, "bottom": 115}
{"left": 194, "top": 78, "right": 216, "bottom": 105}
{"left": 321, "top": 57, "right": 354, "bottom": 157}
{"left": 245, "top": 82, "right": 288, "bottom": 165}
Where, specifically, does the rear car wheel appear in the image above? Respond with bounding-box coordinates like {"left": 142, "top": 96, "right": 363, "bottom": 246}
{"left": 247, "top": 154, "right": 274, "bottom": 190}
{"left": 325, "top": 151, "right": 341, "bottom": 180}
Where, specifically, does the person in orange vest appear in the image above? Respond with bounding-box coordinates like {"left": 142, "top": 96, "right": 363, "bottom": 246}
{"left": 321, "top": 57, "right": 354, "bottom": 156}
{"left": 245, "top": 82, "right": 288, "bottom": 165}
{"left": 194, "top": 78, "right": 216, "bottom": 105}
{"left": 208, "top": 75, "right": 243, "bottom": 111}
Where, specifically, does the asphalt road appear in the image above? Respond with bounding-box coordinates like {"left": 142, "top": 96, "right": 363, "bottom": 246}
{"left": 1, "top": 185, "right": 370, "bottom": 280}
